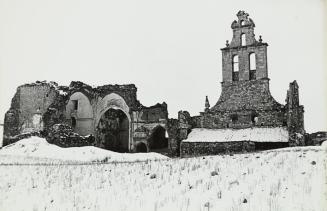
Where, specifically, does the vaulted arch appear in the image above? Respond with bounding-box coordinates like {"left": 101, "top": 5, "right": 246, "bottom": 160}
{"left": 66, "top": 92, "right": 94, "bottom": 136}
{"left": 96, "top": 93, "right": 131, "bottom": 152}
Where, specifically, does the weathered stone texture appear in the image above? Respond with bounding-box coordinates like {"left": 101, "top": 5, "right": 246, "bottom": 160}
{"left": 46, "top": 124, "right": 96, "bottom": 147}
{"left": 180, "top": 141, "right": 255, "bottom": 158}
{"left": 166, "top": 119, "right": 180, "bottom": 156}
{"left": 305, "top": 131, "right": 327, "bottom": 146}
{"left": 285, "top": 81, "right": 305, "bottom": 146}
{"left": 3, "top": 81, "right": 63, "bottom": 145}
{"left": 213, "top": 80, "right": 282, "bottom": 111}
{"left": 3, "top": 81, "right": 170, "bottom": 154}
{"left": 96, "top": 84, "right": 139, "bottom": 109}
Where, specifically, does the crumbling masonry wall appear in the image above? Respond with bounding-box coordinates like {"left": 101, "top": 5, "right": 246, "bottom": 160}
{"left": 3, "top": 81, "right": 62, "bottom": 146}
{"left": 3, "top": 81, "right": 170, "bottom": 154}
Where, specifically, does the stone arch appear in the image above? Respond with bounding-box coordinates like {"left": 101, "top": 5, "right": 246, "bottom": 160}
{"left": 96, "top": 93, "right": 131, "bottom": 152}
{"left": 66, "top": 92, "right": 94, "bottom": 136}
{"left": 97, "top": 108, "right": 129, "bottom": 152}
{"left": 148, "top": 125, "right": 168, "bottom": 151}
{"left": 135, "top": 142, "right": 148, "bottom": 153}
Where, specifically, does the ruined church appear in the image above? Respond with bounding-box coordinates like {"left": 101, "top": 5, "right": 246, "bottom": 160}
{"left": 177, "top": 11, "right": 305, "bottom": 157}
{"left": 3, "top": 82, "right": 170, "bottom": 154}
{"left": 2, "top": 11, "right": 305, "bottom": 156}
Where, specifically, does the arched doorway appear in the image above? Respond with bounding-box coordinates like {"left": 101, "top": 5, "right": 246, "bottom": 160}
{"left": 135, "top": 142, "right": 148, "bottom": 152}
{"left": 97, "top": 108, "right": 129, "bottom": 152}
{"left": 148, "top": 126, "right": 168, "bottom": 152}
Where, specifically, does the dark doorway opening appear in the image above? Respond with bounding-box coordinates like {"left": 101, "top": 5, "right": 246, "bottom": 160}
{"left": 71, "top": 117, "right": 77, "bottom": 128}
{"left": 136, "top": 142, "right": 148, "bottom": 152}
{"left": 148, "top": 126, "right": 168, "bottom": 151}
{"left": 97, "top": 108, "right": 129, "bottom": 152}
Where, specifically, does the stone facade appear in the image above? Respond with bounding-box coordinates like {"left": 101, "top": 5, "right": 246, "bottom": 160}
{"left": 178, "top": 11, "right": 305, "bottom": 157}
{"left": 3, "top": 81, "right": 170, "bottom": 154}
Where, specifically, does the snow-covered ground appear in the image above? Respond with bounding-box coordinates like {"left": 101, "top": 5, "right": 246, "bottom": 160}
{"left": 0, "top": 137, "right": 168, "bottom": 164}
{"left": 184, "top": 127, "right": 289, "bottom": 142}
{"left": 0, "top": 138, "right": 326, "bottom": 211}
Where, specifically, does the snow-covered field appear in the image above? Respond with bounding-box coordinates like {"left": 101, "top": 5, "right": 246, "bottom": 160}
{"left": 0, "top": 138, "right": 326, "bottom": 211}
{"left": 0, "top": 137, "right": 168, "bottom": 164}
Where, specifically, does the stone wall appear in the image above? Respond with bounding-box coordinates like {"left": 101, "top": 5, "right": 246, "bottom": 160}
{"left": 134, "top": 103, "right": 168, "bottom": 123}
{"left": 131, "top": 103, "right": 169, "bottom": 153}
{"left": 180, "top": 141, "right": 290, "bottom": 157}
{"left": 18, "top": 84, "right": 58, "bottom": 134}
{"left": 212, "top": 79, "right": 282, "bottom": 111}
{"left": 180, "top": 141, "right": 255, "bottom": 158}
{"left": 166, "top": 119, "right": 180, "bottom": 156}
{"left": 204, "top": 79, "right": 285, "bottom": 129}
{"left": 3, "top": 81, "right": 169, "bottom": 154}
{"left": 46, "top": 124, "right": 96, "bottom": 148}
{"left": 3, "top": 81, "right": 63, "bottom": 145}
{"left": 305, "top": 131, "right": 327, "bottom": 146}
{"left": 286, "top": 81, "right": 305, "bottom": 146}
{"left": 96, "top": 84, "right": 139, "bottom": 109}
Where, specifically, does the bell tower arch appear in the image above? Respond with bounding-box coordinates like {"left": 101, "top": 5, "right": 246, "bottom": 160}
{"left": 222, "top": 11, "right": 268, "bottom": 83}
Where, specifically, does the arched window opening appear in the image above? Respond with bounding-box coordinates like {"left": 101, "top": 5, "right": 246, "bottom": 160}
{"left": 232, "top": 55, "right": 239, "bottom": 81}
{"left": 240, "top": 20, "right": 245, "bottom": 26}
{"left": 232, "top": 55, "right": 239, "bottom": 72}
{"left": 71, "top": 117, "right": 77, "bottom": 128}
{"left": 241, "top": 33, "right": 246, "bottom": 46}
{"left": 249, "top": 53, "right": 256, "bottom": 70}
{"left": 249, "top": 53, "right": 256, "bottom": 80}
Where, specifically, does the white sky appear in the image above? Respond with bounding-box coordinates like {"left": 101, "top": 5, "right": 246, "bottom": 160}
{"left": 0, "top": 0, "right": 326, "bottom": 133}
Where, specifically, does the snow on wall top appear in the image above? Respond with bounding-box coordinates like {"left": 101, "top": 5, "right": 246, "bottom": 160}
{"left": 183, "top": 127, "right": 289, "bottom": 143}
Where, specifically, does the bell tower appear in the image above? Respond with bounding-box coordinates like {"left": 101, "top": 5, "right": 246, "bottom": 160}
{"left": 211, "top": 11, "right": 282, "bottom": 119}
{"left": 221, "top": 11, "right": 268, "bottom": 83}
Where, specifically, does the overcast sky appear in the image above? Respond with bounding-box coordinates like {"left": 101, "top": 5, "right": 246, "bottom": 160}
{"left": 0, "top": 0, "right": 326, "bottom": 133}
